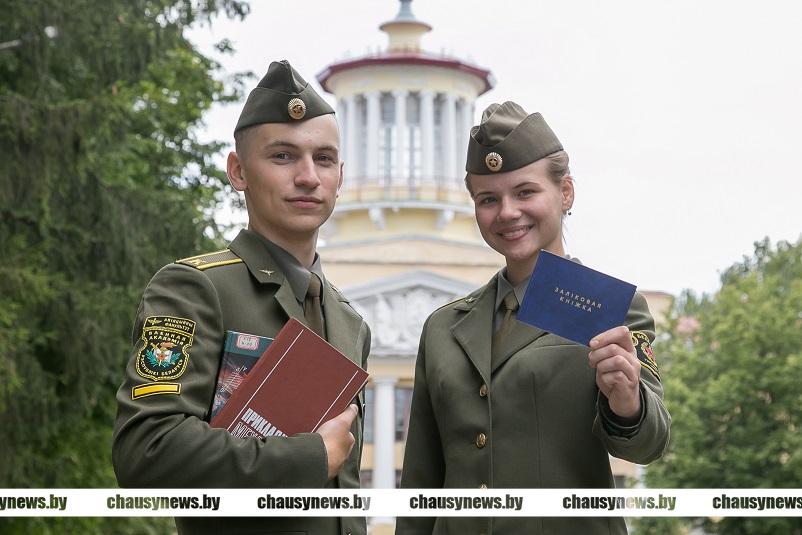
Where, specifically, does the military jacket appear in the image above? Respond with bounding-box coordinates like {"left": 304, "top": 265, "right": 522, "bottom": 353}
{"left": 112, "top": 229, "right": 371, "bottom": 535}
{"left": 397, "top": 273, "right": 670, "bottom": 535}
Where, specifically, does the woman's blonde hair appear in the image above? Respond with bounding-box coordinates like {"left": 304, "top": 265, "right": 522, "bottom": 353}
{"left": 544, "top": 150, "right": 570, "bottom": 183}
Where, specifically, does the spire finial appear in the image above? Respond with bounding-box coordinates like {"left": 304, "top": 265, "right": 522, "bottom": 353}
{"left": 395, "top": 0, "right": 415, "bottom": 22}
{"left": 380, "top": 0, "right": 432, "bottom": 51}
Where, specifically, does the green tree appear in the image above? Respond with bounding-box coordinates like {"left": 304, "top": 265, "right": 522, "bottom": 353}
{"left": 0, "top": 1, "right": 248, "bottom": 532}
{"left": 641, "top": 237, "right": 802, "bottom": 535}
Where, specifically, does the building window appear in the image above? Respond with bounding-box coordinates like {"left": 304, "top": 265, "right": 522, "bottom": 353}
{"left": 433, "top": 93, "right": 444, "bottom": 181}
{"left": 357, "top": 94, "right": 367, "bottom": 182}
{"left": 408, "top": 127, "right": 421, "bottom": 185}
{"left": 407, "top": 93, "right": 422, "bottom": 184}
{"left": 395, "top": 386, "right": 413, "bottom": 442}
{"left": 378, "top": 92, "right": 396, "bottom": 182}
{"left": 365, "top": 385, "right": 413, "bottom": 444}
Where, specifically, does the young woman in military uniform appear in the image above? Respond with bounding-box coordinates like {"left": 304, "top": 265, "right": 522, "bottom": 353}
{"left": 397, "top": 102, "right": 670, "bottom": 535}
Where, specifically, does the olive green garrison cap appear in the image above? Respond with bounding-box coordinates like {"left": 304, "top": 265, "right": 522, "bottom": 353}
{"left": 234, "top": 60, "right": 334, "bottom": 133}
{"left": 466, "top": 101, "right": 563, "bottom": 174}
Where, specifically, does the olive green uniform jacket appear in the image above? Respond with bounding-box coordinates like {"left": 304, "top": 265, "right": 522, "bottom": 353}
{"left": 397, "top": 274, "right": 670, "bottom": 535}
{"left": 113, "top": 229, "right": 371, "bottom": 535}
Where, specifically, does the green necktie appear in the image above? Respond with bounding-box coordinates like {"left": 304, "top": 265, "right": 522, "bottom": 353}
{"left": 304, "top": 273, "right": 326, "bottom": 339}
{"left": 492, "top": 291, "right": 519, "bottom": 366}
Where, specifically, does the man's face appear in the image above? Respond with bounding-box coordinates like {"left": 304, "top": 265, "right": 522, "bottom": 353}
{"left": 227, "top": 115, "right": 343, "bottom": 245}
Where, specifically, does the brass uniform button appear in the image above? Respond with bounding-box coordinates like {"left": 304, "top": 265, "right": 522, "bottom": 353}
{"left": 288, "top": 97, "right": 307, "bottom": 120}
{"left": 485, "top": 151, "right": 503, "bottom": 172}
{"left": 476, "top": 432, "right": 487, "bottom": 448}
{"left": 479, "top": 384, "right": 488, "bottom": 397}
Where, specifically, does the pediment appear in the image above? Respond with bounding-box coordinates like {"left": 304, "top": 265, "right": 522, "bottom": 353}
{"left": 341, "top": 270, "right": 476, "bottom": 356}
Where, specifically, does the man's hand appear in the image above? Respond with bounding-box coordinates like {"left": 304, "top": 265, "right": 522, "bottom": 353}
{"left": 589, "top": 326, "right": 641, "bottom": 420}
{"left": 317, "top": 404, "right": 358, "bottom": 480}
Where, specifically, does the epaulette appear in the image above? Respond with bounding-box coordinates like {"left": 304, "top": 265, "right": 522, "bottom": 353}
{"left": 328, "top": 282, "right": 347, "bottom": 299}
{"left": 436, "top": 285, "right": 486, "bottom": 313}
{"left": 176, "top": 249, "right": 243, "bottom": 271}
{"left": 434, "top": 295, "right": 470, "bottom": 313}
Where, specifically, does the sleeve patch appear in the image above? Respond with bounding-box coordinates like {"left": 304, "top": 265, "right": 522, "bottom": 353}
{"left": 631, "top": 330, "right": 660, "bottom": 380}
{"left": 135, "top": 316, "right": 196, "bottom": 381}
{"left": 132, "top": 383, "right": 181, "bottom": 399}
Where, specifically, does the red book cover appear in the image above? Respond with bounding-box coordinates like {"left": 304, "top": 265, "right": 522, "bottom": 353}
{"left": 209, "top": 318, "right": 369, "bottom": 438}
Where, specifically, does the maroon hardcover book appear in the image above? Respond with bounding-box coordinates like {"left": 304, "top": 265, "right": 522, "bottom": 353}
{"left": 209, "top": 318, "right": 369, "bottom": 438}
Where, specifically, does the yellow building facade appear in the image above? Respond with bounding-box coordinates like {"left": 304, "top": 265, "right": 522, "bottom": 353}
{"left": 316, "top": 2, "right": 672, "bottom": 532}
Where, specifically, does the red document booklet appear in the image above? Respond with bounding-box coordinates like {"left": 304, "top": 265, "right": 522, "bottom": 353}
{"left": 209, "top": 318, "right": 369, "bottom": 438}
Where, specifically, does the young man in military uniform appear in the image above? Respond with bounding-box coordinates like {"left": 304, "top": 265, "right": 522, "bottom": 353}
{"left": 112, "top": 60, "right": 370, "bottom": 535}
{"left": 397, "top": 102, "right": 670, "bottom": 534}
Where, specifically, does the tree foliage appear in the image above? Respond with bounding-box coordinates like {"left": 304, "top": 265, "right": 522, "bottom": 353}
{"left": 641, "top": 237, "right": 802, "bottom": 535}
{"left": 0, "top": 1, "right": 248, "bottom": 532}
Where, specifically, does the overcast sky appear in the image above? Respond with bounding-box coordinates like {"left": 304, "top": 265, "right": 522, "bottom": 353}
{"left": 188, "top": 0, "right": 802, "bottom": 297}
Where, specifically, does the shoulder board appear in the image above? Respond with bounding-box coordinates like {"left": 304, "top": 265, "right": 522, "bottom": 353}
{"left": 176, "top": 249, "right": 243, "bottom": 271}
{"left": 434, "top": 295, "right": 470, "bottom": 313}
{"left": 328, "top": 283, "right": 348, "bottom": 301}
{"left": 437, "top": 284, "right": 487, "bottom": 313}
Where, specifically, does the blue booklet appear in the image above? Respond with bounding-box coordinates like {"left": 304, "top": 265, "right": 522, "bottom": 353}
{"left": 517, "top": 250, "right": 636, "bottom": 346}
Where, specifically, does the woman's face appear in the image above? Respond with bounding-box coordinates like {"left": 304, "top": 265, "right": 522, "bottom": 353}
{"left": 470, "top": 157, "right": 574, "bottom": 266}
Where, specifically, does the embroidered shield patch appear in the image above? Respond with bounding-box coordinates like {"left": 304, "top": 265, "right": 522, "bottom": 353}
{"left": 631, "top": 330, "right": 659, "bottom": 380}
{"left": 136, "top": 316, "right": 196, "bottom": 381}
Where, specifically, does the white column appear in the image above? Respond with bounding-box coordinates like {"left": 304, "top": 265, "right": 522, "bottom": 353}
{"left": 443, "top": 93, "right": 457, "bottom": 180}
{"left": 372, "top": 376, "right": 397, "bottom": 489}
{"left": 366, "top": 91, "right": 381, "bottom": 183}
{"left": 420, "top": 90, "right": 435, "bottom": 183}
{"left": 337, "top": 98, "right": 346, "bottom": 114}
{"left": 393, "top": 89, "right": 407, "bottom": 184}
{"left": 459, "top": 98, "right": 474, "bottom": 180}
{"left": 345, "top": 94, "right": 359, "bottom": 183}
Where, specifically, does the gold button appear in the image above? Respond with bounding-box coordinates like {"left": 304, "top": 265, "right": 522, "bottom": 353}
{"left": 479, "top": 384, "right": 488, "bottom": 397}
{"left": 479, "top": 484, "right": 488, "bottom": 490}
{"left": 476, "top": 432, "right": 487, "bottom": 448}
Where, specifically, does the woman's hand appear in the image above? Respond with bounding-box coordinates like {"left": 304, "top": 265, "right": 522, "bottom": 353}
{"left": 588, "top": 326, "right": 641, "bottom": 420}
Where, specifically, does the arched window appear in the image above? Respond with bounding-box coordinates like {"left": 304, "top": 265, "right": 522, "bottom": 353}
{"left": 406, "top": 92, "right": 422, "bottom": 186}
{"left": 378, "top": 92, "right": 396, "bottom": 183}
{"left": 433, "top": 93, "right": 444, "bottom": 182}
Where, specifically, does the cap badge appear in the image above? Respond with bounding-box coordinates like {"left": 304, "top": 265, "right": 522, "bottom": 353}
{"left": 288, "top": 98, "right": 307, "bottom": 120}
{"left": 485, "top": 152, "right": 503, "bottom": 172}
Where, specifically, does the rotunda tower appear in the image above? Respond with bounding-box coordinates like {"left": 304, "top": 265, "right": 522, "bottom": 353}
{"left": 317, "top": 0, "right": 494, "bottom": 245}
